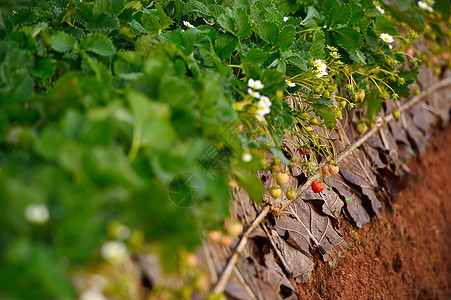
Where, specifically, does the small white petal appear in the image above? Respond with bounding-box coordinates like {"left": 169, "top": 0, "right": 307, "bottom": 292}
{"left": 24, "top": 204, "right": 49, "bottom": 224}
{"left": 183, "top": 21, "right": 195, "bottom": 28}
{"left": 248, "top": 88, "right": 261, "bottom": 98}
{"left": 376, "top": 5, "right": 385, "bottom": 14}
{"left": 283, "top": 17, "right": 289, "bottom": 22}
{"left": 256, "top": 113, "right": 266, "bottom": 122}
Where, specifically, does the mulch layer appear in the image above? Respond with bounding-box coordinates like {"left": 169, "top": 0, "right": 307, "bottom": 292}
{"left": 296, "top": 122, "right": 451, "bottom": 300}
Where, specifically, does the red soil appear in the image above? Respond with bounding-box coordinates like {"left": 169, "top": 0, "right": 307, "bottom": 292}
{"left": 296, "top": 123, "right": 451, "bottom": 300}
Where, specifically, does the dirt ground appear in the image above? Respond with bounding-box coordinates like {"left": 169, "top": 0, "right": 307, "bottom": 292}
{"left": 296, "top": 123, "right": 451, "bottom": 300}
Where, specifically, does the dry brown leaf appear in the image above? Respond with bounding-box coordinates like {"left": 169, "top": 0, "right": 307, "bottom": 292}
{"left": 274, "top": 199, "right": 348, "bottom": 267}
{"left": 339, "top": 149, "right": 383, "bottom": 218}
{"left": 325, "top": 175, "right": 370, "bottom": 228}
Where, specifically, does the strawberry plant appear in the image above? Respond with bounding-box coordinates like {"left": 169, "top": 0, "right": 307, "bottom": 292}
{"left": 0, "top": 0, "right": 449, "bottom": 298}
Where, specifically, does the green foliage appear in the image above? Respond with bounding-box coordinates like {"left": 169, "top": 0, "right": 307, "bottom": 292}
{"left": 0, "top": 0, "right": 448, "bottom": 298}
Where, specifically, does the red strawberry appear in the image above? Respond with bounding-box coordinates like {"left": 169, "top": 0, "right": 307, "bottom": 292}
{"left": 311, "top": 181, "right": 324, "bottom": 193}
{"left": 321, "top": 165, "right": 331, "bottom": 178}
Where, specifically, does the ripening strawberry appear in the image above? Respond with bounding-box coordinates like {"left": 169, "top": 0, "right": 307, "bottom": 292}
{"left": 275, "top": 173, "right": 290, "bottom": 185}
{"left": 299, "top": 148, "right": 310, "bottom": 155}
{"left": 311, "top": 181, "right": 324, "bottom": 193}
{"left": 286, "top": 189, "right": 297, "bottom": 200}
{"left": 359, "top": 90, "right": 366, "bottom": 102}
{"left": 321, "top": 165, "right": 331, "bottom": 178}
{"left": 329, "top": 165, "right": 340, "bottom": 175}
{"left": 208, "top": 230, "right": 222, "bottom": 243}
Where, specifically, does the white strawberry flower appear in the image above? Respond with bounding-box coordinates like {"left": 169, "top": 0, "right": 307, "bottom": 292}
{"left": 316, "top": 70, "right": 328, "bottom": 78}
{"left": 418, "top": 1, "right": 433, "bottom": 11}
{"left": 24, "top": 204, "right": 49, "bottom": 224}
{"left": 248, "top": 78, "right": 264, "bottom": 90}
{"left": 258, "top": 96, "right": 272, "bottom": 107}
{"left": 331, "top": 51, "right": 340, "bottom": 58}
{"left": 313, "top": 59, "right": 328, "bottom": 77}
{"left": 248, "top": 88, "right": 261, "bottom": 98}
{"left": 256, "top": 104, "right": 271, "bottom": 115}
{"left": 286, "top": 79, "right": 296, "bottom": 87}
{"left": 283, "top": 17, "right": 289, "bottom": 22}
{"left": 183, "top": 21, "right": 195, "bottom": 29}
{"left": 100, "top": 241, "right": 128, "bottom": 265}
{"left": 242, "top": 153, "right": 252, "bottom": 162}
{"left": 380, "top": 33, "right": 394, "bottom": 43}
{"left": 80, "top": 289, "right": 107, "bottom": 300}
{"left": 374, "top": 1, "right": 385, "bottom": 14}
{"left": 255, "top": 96, "right": 271, "bottom": 121}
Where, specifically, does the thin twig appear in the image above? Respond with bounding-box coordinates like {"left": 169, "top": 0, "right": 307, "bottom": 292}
{"left": 261, "top": 222, "right": 293, "bottom": 278}
{"left": 212, "top": 76, "right": 451, "bottom": 295}
{"left": 212, "top": 206, "right": 270, "bottom": 294}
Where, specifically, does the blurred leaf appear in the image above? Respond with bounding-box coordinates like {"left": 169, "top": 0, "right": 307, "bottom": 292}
{"left": 51, "top": 31, "right": 76, "bottom": 53}
{"left": 309, "top": 30, "right": 325, "bottom": 59}
{"left": 80, "top": 33, "right": 116, "bottom": 56}
{"left": 234, "top": 170, "right": 263, "bottom": 203}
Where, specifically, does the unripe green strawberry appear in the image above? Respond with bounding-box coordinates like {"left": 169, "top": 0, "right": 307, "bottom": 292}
{"left": 314, "top": 86, "right": 321, "bottom": 94}
{"left": 275, "top": 172, "right": 290, "bottom": 185}
{"left": 300, "top": 112, "right": 309, "bottom": 119}
{"left": 270, "top": 187, "right": 282, "bottom": 199}
{"left": 329, "top": 165, "right": 339, "bottom": 175}
{"left": 389, "top": 75, "right": 397, "bottom": 82}
{"left": 379, "top": 92, "right": 388, "bottom": 100}
{"left": 328, "top": 84, "right": 337, "bottom": 92}
{"left": 322, "top": 90, "right": 330, "bottom": 98}
{"left": 392, "top": 110, "right": 401, "bottom": 120}
{"left": 286, "top": 189, "right": 297, "bottom": 200}
{"left": 356, "top": 122, "right": 368, "bottom": 135}
{"left": 336, "top": 110, "right": 343, "bottom": 120}
{"left": 413, "top": 89, "right": 420, "bottom": 96}
{"left": 352, "top": 93, "right": 359, "bottom": 102}
{"left": 304, "top": 126, "right": 313, "bottom": 132}
{"left": 321, "top": 165, "right": 331, "bottom": 178}
{"left": 311, "top": 181, "right": 324, "bottom": 193}
{"left": 340, "top": 100, "right": 347, "bottom": 108}
{"left": 310, "top": 117, "right": 319, "bottom": 125}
